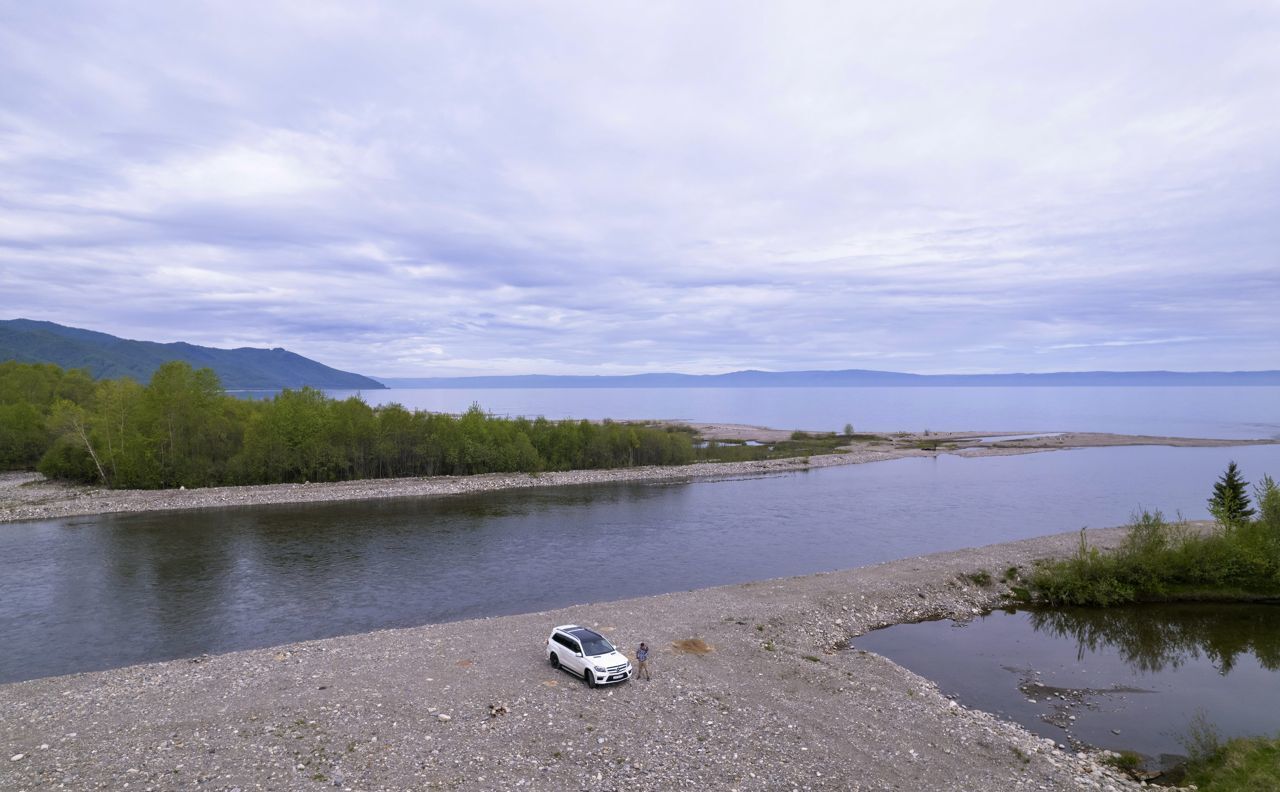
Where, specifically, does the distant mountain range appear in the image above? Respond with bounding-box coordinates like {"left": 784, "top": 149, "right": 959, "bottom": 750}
{"left": 380, "top": 369, "right": 1280, "bottom": 388}
{"left": 6, "top": 318, "right": 1275, "bottom": 391}
{"left": 1, "top": 319, "right": 386, "bottom": 391}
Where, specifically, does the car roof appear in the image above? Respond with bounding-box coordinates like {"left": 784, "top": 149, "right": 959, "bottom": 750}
{"left": 552, "top": 624, "right": 606, "bottom": 641}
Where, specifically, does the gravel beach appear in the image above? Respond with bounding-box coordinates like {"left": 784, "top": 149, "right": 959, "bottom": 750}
{"left": 2, "top": 527, "right": 1169, "bottom": 792}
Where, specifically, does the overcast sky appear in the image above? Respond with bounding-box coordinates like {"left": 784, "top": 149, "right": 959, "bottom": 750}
{"left": 2, "top": 2, "right": 1278, "bottom": 376}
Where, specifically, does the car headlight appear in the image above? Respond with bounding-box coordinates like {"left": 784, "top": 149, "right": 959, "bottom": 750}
{"left": 593, "top": 665, "right": 606, "bottom": 673}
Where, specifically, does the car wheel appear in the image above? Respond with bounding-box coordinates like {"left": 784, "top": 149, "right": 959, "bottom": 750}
{"left": 584, "top": 668, "right": 596, "bottom": 688}
{"left": 549, "top": 653, "right": 560, "bottom": 670}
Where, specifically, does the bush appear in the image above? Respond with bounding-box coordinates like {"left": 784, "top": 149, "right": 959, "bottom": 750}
{"left": 37, "top": 436, "right": 102, "bottom": 483}
{"left": 1182, "top": 734, "right": 1280, "bottom": 791}
{"left": 1028, "top": 502, "right": 1280, "bottom": 607}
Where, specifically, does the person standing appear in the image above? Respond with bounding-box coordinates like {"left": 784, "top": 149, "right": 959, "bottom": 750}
{"left": 635, "top": 642, "right": 651, "bottom": 680}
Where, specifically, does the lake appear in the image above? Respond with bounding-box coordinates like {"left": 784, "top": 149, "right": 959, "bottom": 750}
{"left": 324, "top": 385, "right": 1280, "bottom": 440}
{"left": 3, "top": 444, "right": 1279, "bottom": 684}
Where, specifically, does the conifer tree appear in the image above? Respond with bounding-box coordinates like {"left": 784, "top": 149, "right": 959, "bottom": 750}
{"left": 1208, "top": 461, "right": 1255, "bottom": 527}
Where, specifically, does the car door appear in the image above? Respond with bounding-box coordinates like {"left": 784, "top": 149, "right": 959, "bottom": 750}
{"left": 563, "top": 635, "right": 586, "bottom": 675}
{"left": 553, "top": 633, "right": 585, "bottom": 675}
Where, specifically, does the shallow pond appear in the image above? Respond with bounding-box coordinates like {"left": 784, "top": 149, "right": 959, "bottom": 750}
{"left": 852, "top": 603, "right": 1280, "bottom": 769}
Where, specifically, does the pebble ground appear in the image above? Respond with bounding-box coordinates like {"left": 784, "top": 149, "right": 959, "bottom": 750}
{"left": 1, "top": 527, "right": 1171, "bottom": 791}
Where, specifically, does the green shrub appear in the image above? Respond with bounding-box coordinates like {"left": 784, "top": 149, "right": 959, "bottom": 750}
{"left": 962, "top": 570, "right": 993, "bottom": 587}
{"left": 1028, "top": 502, "right": 1280, "bottom": 607}
{"left": 1182, "top": 734, "right": 1280, "bottom": 791}
{"left": 1100, "top": 751, "right": 1143, "bottom": 774}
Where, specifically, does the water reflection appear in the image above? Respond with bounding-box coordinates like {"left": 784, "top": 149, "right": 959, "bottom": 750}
{"left": 854, "top": 603, "right": 1280, "bottom": 764}
{"left": 1029, "top": 603, "right": 1280, "bottom": 674}
{"left": 5, "top": 444, "right": 1280, "bottom": 684}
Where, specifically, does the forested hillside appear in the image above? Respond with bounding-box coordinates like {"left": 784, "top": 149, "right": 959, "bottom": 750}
{"left": 0, "top": 361, "right": 694, "bottom": 489}
{"left": 0, "top": 319, "right": 385, "bottom": 390}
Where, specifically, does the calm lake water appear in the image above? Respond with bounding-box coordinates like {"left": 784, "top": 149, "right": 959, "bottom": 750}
{"left": 327, "top": 385, "right": 1280, "bottom": 440}
{"left": 3, "top": 444, "right": 1279, "bottom": 684}
{"left": 854, "top": 603, "right": 1280, "bottom": 768}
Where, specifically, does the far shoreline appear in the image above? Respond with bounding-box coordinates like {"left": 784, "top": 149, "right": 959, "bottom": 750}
{"left": 1, "top": 425, "right": 1275, "bottom": 524}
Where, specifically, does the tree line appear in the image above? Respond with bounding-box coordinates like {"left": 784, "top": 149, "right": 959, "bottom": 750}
{"left": 0, "top": 360, "right": 695, "bottom": 488}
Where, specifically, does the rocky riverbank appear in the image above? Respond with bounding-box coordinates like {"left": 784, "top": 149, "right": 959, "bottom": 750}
{"left": 1, "top": 527, "right": 1171, "bottom": 791}
{"left": 2, "top": 427, "right": 1270, "bottom": 524}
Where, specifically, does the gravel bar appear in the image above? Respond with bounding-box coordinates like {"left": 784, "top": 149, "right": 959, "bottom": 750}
{"left": 0, "top": 447, "right": 917, "bottom": 524}
{"left": 4, "top": 428, "right": 1270, "bottom": 525}
{"left": 1, "top": 527, "right": 1171, "bottom": 791}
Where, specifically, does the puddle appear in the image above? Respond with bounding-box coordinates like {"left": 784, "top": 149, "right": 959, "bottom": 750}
{"left": 853, "top": 603, "right": 1280, "bottom": 770}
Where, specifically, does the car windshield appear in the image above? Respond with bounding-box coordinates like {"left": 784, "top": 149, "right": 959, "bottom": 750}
{"left": 580, "top": 636, "right": 614, "bottom": 656}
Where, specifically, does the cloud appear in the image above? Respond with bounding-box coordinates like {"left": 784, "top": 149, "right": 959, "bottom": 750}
{"left": 1043, "top": 337, "right": 1209, "bottom": 352}
{"left": 2, "top": 1, "right": 1278, "bottom": 375}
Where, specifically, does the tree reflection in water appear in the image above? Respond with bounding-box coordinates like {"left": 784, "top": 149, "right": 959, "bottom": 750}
{"left": 1027, "top": 603, "right": 1280, "bottom": 675}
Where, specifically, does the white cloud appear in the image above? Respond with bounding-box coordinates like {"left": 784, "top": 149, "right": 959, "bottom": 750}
{"left": 2, "top": 1, "right": 1278, "bottom": 375}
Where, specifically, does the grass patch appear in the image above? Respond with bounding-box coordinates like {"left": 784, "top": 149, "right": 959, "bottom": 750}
{"left": 1027, "top": 508, "right": 1280, "bottom": 607}
{"left": 962, "top": 570, "right": 994, "bottom": 587}
{"left": 1100, "top": 751, "right": 1144, "bottom": 774}
{"left": 1182, "top": 734, "right": 1280, "bottom": 790}
{"left": 1007, "top": 585, "right": 1032, "bottom": 603}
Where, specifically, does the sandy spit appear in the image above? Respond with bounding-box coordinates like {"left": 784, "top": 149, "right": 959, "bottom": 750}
{"left": 0, "top": 527, "right": 1181, "bottom": 792}
{"left": 2, "top": 427, "right": 1271, "bottom": 525}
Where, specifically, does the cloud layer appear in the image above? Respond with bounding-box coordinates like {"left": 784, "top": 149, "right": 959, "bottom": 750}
{"left": 3, "top": 1, "right": 1278, "bottom": 375}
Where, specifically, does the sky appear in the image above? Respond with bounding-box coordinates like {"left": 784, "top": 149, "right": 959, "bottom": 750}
{"left": 2, "top": 2, "right": 1278, "bottom": 377}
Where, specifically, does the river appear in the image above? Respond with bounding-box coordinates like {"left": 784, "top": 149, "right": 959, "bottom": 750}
{"left": 3, "top": 443, "right": 1279, "bottom": 683}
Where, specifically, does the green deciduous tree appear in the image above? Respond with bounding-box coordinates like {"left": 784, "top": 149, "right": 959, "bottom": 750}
{"left": 43, "top": 398, "right": 108, "bottom": 484}
{"left": 10, "top": 360, "right": 697, "bottom": 488}
{"left": 0, "top": 401, "right": 47, "bottom": 469}
{"left": 1255, "top": 474, "right": 1280, "bottom": 532}
{"left": 137, "top": 362, "right": 236, "bottom": 487}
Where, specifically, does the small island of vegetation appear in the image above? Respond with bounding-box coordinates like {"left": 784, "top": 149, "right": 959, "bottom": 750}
{"left": 1013, "top": 463, "right": 1280, "bottom": 789}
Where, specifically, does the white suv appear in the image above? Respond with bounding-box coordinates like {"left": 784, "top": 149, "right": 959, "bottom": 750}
{"left": 546, "top": 624, "right": 633, "bottom": 687}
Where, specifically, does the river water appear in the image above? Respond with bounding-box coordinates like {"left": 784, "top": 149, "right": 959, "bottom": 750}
{"left": 3, "top": 444, "right": 1279, "bottom": 684}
